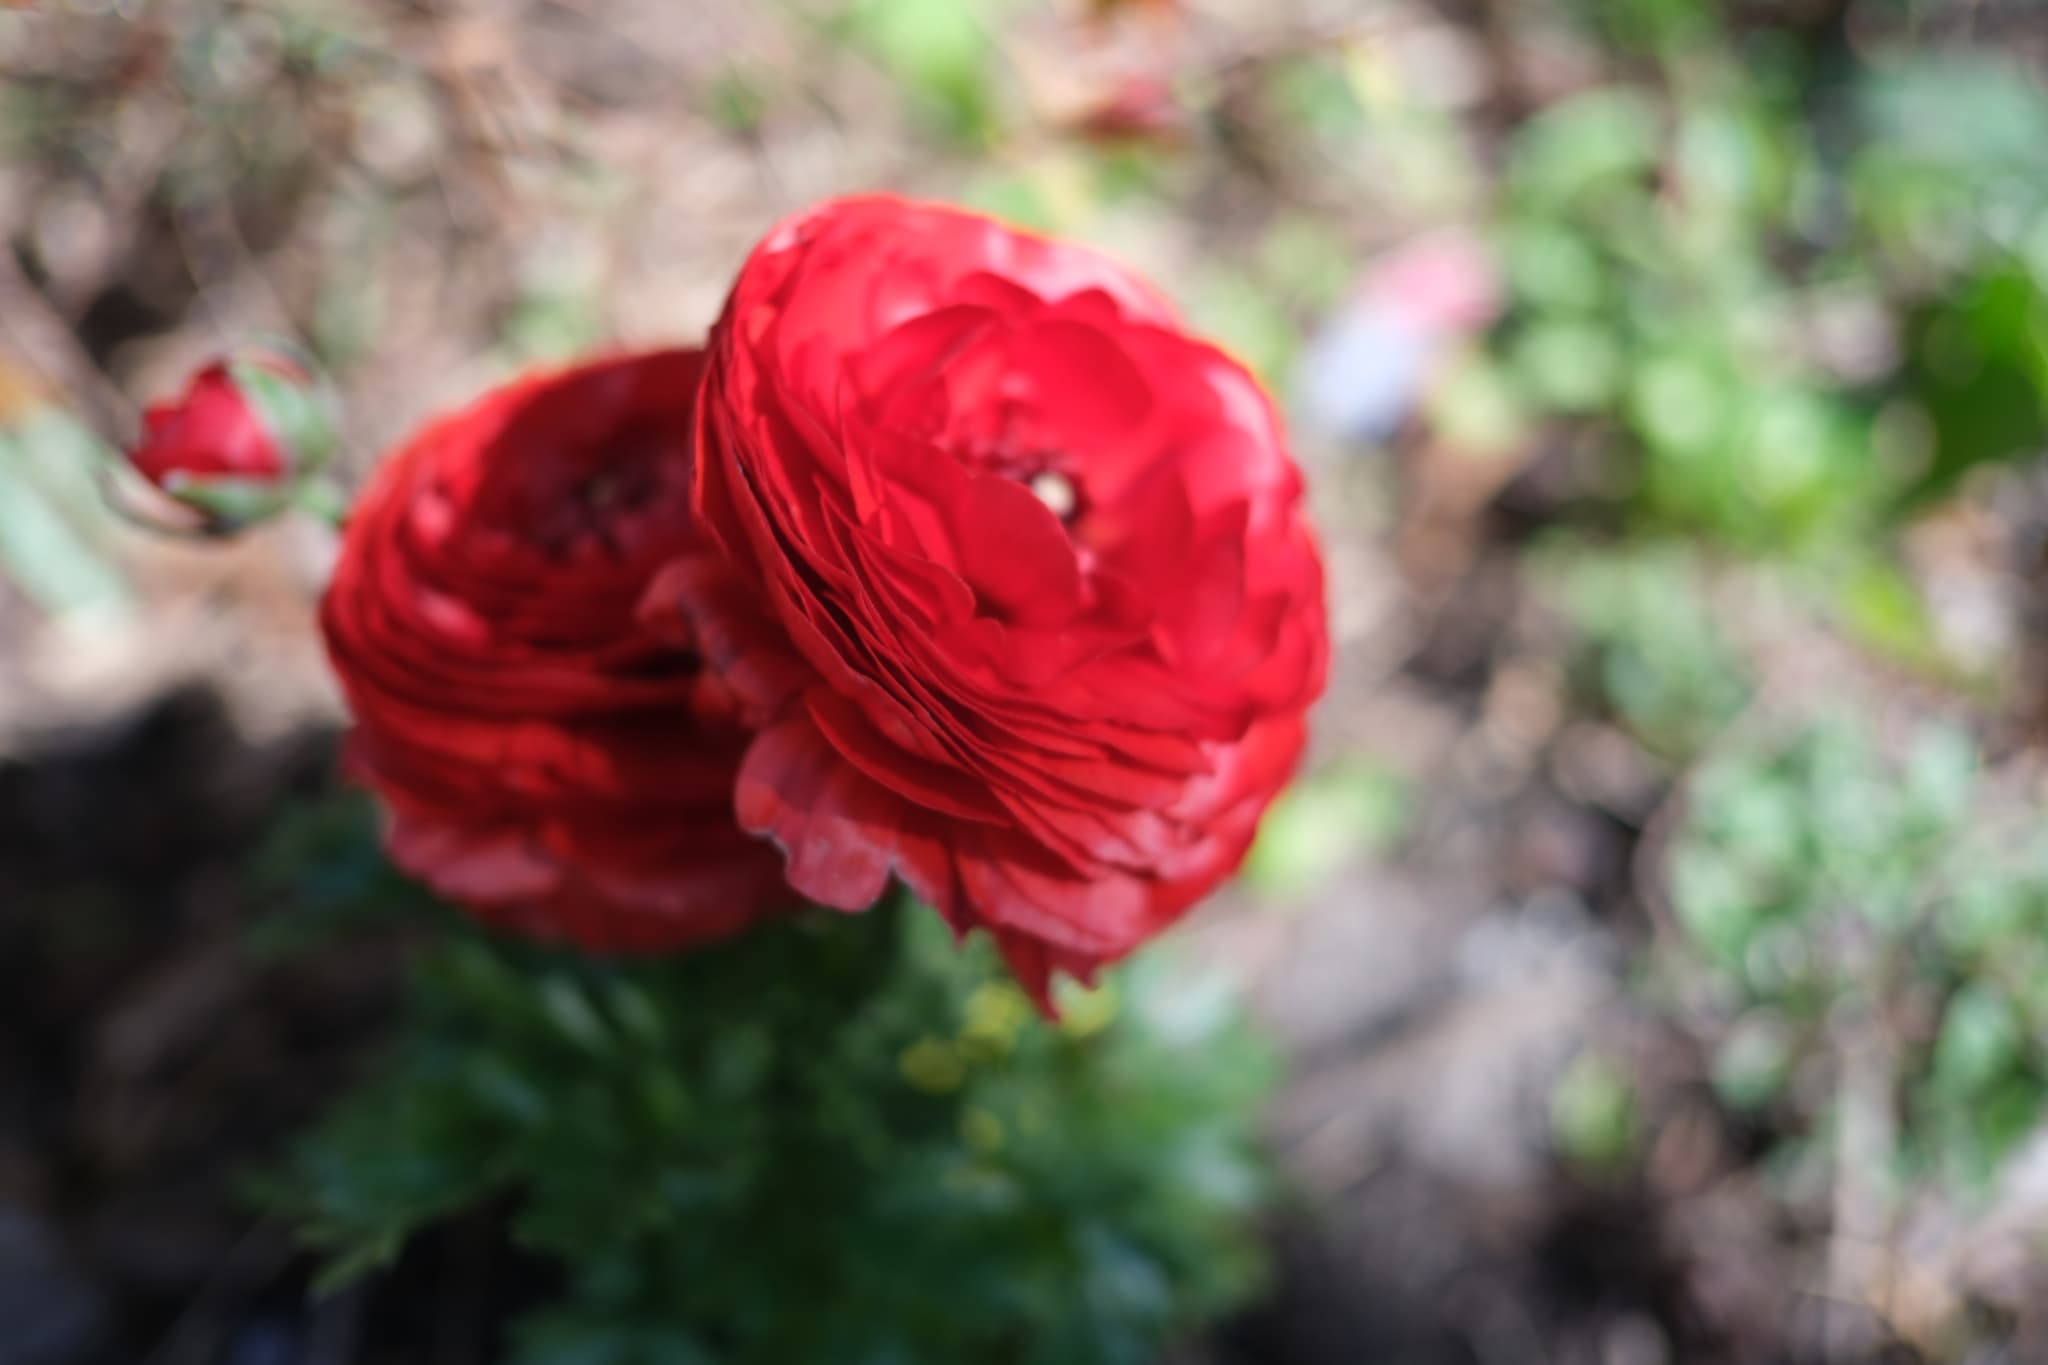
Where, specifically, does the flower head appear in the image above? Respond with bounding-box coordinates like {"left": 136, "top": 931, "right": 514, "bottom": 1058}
{"left": 321, "top": 349, "right": 789, "bottom": 952}
{"left": 128, "top": 353, "right": 334, "bottom": 528}
{"left": 663, "top": 196, "right": 1328, "bottom": 1004}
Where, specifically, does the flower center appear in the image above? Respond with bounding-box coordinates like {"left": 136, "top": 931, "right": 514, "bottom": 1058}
{"left": 1028, "top": 469, "right": 1077, "bottom": 521}
{"left": 505, "top": 421, "right": 673, "bottom": 560}
{"left": 936, "top": 395, "right": 1086, "bottom": 517}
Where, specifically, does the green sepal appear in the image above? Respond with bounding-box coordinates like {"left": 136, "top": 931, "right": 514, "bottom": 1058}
{"left": 231, "top": 357, "right": 339, "bottom": 478}
{"left": 161, "top": 471, "right": 297, "bottom": 527}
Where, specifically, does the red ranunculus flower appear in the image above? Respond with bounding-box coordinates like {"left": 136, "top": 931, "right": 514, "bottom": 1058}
{"left": 132, "top": 360, "right": 287, "bottom": 485}
{"left": 321, "top": 349, "right": 789, "bottom": 952}
{"left": 128, "top": 353, "right": 334, "bottom": 527}
{"left": 665, "top": 195, "right": 1328, "bottom": 1004}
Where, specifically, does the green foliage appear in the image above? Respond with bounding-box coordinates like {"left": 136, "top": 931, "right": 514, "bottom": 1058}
{"left": 245, "top": 794, "right": 448, "bottom": 958}
{"left": 1242, "top": 760, "right": 1408, "bottom": 897}
{"left": 1535, "top": 541, "right": 1753, "bottom": 758}
{"left": 1266, "top": 53, "right": 1369, "bottom": 142}
{"left": 1490, "top": 64, "right": 1887, "bottom": 549}
{"left": 264, "top": 892, "right": 1275, "bottom": 1365}
{"left": 1664, "top": 714, "right": 2048, "bottom": 1194}
{"left": 840, "top": 0, "right": 1003, "bottom": 145}
{"left": 1834, "top": 557, "right": 1944, "bottom": 673}
{"left": 0, "top": 409, "right": 133, "bottom": 624}
{"left": 1849, "top": 54, "right": 2048, "bottom": 277}
{"left": 1891, "top": 259, "right": 2048, "bottom": 508}
{"left": 1572, "top": 0, "right": 1717, "bottom": 57}
{"left": 1491, "top": 14, "right": 2048, "bottom": 553}
{"left": 1550, "top": 1051, "right": 1641, "bottom": 1177}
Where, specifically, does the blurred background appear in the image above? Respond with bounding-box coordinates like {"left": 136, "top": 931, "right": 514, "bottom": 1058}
{"left": 8, "top": 0, "right": 2048, "bottom": 1361}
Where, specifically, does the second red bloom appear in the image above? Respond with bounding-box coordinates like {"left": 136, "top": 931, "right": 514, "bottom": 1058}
{"left": 320, "top": 349, "right": 788, "bottom": 953}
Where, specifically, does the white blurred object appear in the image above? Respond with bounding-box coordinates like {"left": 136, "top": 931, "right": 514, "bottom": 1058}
{"left": 1295, "top": 230, "right": 1501, "bottom": 444}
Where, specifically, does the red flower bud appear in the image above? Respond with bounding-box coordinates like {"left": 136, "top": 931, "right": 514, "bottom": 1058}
{"left": 127, "top": 353, "right": 335, "bottom": 528}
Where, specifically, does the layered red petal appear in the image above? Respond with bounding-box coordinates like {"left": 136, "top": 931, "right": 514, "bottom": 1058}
{"left": 693, "top": 195, "right": 1329, "bottom": 1002}
{"left": 321, "top": 349, "right": 789, "bottom": 952}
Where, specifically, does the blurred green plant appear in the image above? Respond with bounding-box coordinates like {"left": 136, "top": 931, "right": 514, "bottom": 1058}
{"left": 1850, "top": 54, "right": 2048, "bottom": 283}
{"left": 0, "top": 406, "right": 133, "bottom": 624}
{"left": 839, "top": 0, "right": 1005, "bottom": 145}
{"left": 1534, "top": 541, "right": 1753, "bottom": 759}
{"left": 1492, "top": 68, "right": 1872, "bottom": 548}
{"left": 259, "top": 816, "right": 1274, "bottom": 1365}
{"left": 1492, "top": 11, "right": 2048, "bottom": 553}
{"left": 1661, "top": 712, "right": 2048, "bottom": 1196}
{"left": 1550, "top": 1050, "right": 1642, "bottom": 1178}
{"left": 1889, "top": 259, "right": 2048, "bottom": 509}
{"left": 1241, "top": 759, "right": 1408, "bottom": 898}
{"left": 246, "top": 792, "right": 443, "bottom": 957}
